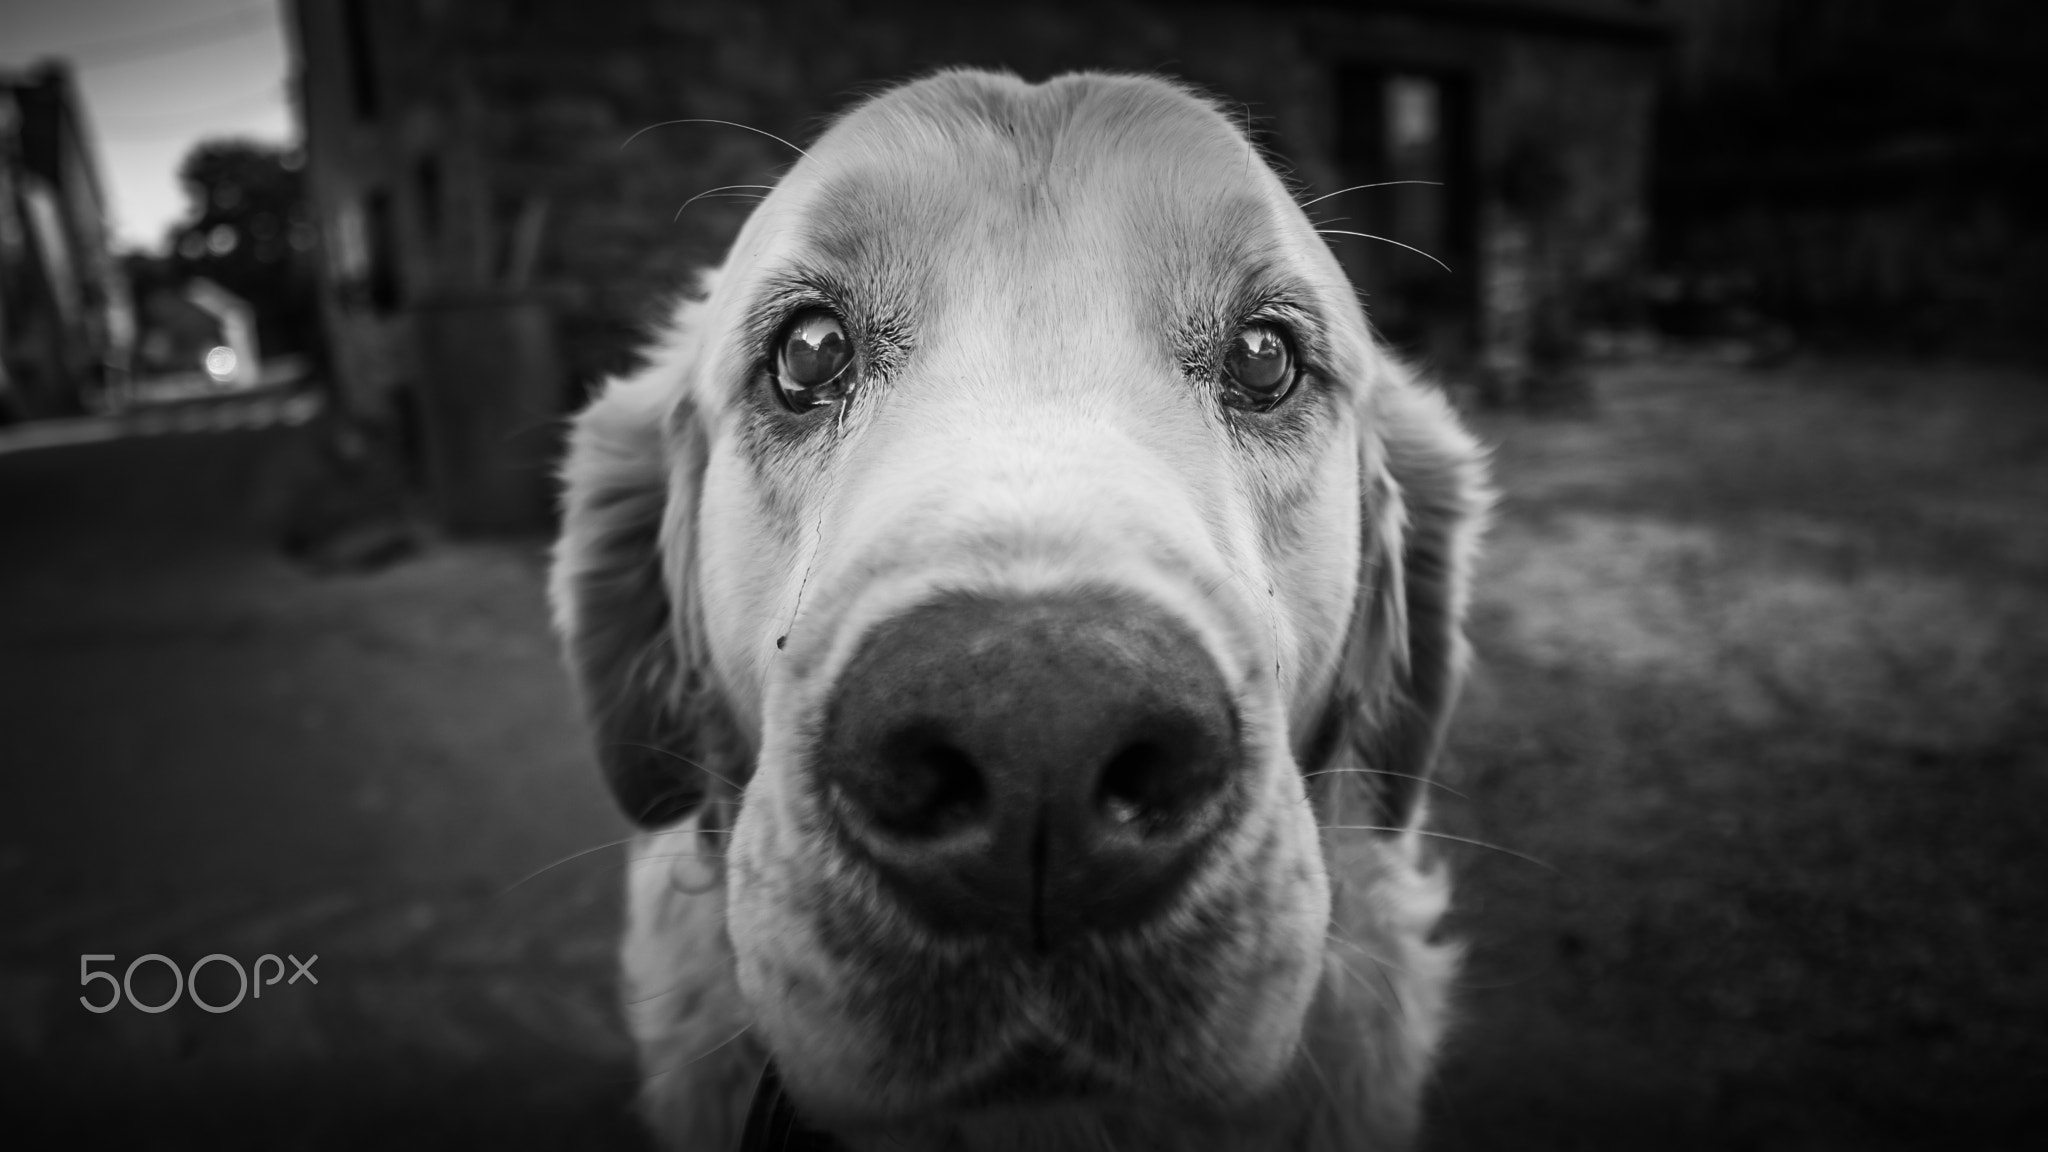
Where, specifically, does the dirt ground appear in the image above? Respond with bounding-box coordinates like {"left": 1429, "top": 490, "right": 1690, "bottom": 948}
{"left": 1, "top": 359, "right": 2042, "bottom": 1148}
{"left": 1427, "top": 358, "right": 2048, "bottom": 1151}
{"left": 0, "top": 413, "right": 644, "bottom": 1146}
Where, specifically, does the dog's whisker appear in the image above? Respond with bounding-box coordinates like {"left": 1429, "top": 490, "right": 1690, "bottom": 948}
{"left": 671, "top": 184, "right": 773, "bottom": 222}
{"left": 606, "top": 741, "right": 749, "bottom": 794}
{"left": 619, "top": 117, "right": 809, "bottom": 157}
{"left": 1324, "top": 939, "right": 1407, "bottom": 1028}
{"left": 498, "top": 837, "right": 637, "bottom": 896}
{"left": 1294, "top": 1041, "right": 1341, "bottom": 1119}
{"left": 623, "top": 965, "right": 733, "bottom": 1005}
{"left": 1197, "top": 566, "right": 1284, "bottom": 680}
{"left": 1314, "top": 229, "right": 1454, "bottom": 273}
{"left": 1297, "top": 180, "right": 1443, "bottom": 209}
{"left": 1325, "top": 934, "right": 1432, "bottom": 984}
{"left": 1319, "top": 824, "right": 1558, "bottom": 873}
{"left": 624, "top": 978, "right": 696, "bottom": 1006}
{"left": 502, "top": 841, "right": 732, "bottom": 899}
{"left": 1302, "top": 765, "right": 1468, "bottom": 799}
{"left": 681, "top": 1021, "right": 754, "bottom": 1066}
{"left": 638, "top": 1016, "right": 753, "bottom": 1082}
{"left": 641, "top": 1021, "right": 756, "bottom": 1083}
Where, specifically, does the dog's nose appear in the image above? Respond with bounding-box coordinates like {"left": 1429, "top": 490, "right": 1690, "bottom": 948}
{"left": 816, "top": 590, "right": 1242, "bottom": 948}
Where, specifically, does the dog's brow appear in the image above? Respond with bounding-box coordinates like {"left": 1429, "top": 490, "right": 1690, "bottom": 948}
{"left": 798, "top": 169, "right": 951, "bottom": 284}
{"left": 1147, "top": 190, "right": 1338, "bottom": 378}
{"left": 1140, "top": 192, "right": 1275, "bottom": 296}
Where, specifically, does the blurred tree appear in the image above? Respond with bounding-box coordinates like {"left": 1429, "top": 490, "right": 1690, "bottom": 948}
{"left": 165, "top": 139, "right": 324, "bottom": 361}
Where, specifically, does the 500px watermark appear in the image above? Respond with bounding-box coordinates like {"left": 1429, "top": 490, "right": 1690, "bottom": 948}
{"left": 78, "top": 953, "right": 318, "bottom": 1014}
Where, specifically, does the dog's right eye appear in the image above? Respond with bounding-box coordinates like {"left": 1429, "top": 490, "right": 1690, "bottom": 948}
{"left": 774, "top": 310, "right": 854, "bottom": 412}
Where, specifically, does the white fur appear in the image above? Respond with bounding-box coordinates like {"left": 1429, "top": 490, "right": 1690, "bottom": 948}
{"left": 621, "top": 814, "right": 762, "bottom": 1146}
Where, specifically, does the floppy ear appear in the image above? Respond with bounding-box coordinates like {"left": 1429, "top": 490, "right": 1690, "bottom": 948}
{"left": 549, "top": 307, "right": 745, "bottom": 829}
{"left": 1317, "top": 367, "right": 1492, "bottom": 828}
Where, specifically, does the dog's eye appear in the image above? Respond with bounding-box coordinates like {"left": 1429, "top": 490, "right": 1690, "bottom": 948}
{"left": 774, "top": 310, "right": 854, "bottom": 412}
{"left": 1220, "top": 322, "right": 1298, "bottom": 411}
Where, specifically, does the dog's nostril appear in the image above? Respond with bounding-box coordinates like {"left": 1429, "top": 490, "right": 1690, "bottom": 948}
{"left": 1095, "top": 723, "right": 1221, "bottom": 831}
{"left": 858, "top": 729, "right": 988, "bottom": 838}
{"left": 1097, "top": 739, "right": 1170, "bottom": 827}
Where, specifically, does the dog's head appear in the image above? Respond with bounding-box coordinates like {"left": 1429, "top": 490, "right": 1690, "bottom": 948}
{"left": 552, "top": 70, "right": 1487, "bottom": 1147}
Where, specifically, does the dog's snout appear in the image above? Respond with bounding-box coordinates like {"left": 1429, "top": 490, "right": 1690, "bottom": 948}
{"left": 817, "top": 591, "right": 1242, "bottom": 947}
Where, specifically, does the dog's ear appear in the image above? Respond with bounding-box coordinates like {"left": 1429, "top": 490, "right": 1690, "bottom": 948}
{"left": 1316, "top": 367, "right": 1491, "bottom": 828}
{"left": 550, "top": 308, "right": 742, "bottom": 829}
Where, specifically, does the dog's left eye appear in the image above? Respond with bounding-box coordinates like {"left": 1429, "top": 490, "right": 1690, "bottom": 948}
{"left": 774, "top": 310, "right": 854, "bottom": 412}
{"left": 1221, "top": 322, "right": 1298, "bottom": 410}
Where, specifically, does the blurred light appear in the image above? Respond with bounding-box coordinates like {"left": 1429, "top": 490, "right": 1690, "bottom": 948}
{"left": 1388, "top": 75, "right": 1440, "bottom": 152}
{"left": 205, "top": 346, "right": 239, "bottom": 381}
{"left": 207, "top": 224, "right": 239, "bottom": 256}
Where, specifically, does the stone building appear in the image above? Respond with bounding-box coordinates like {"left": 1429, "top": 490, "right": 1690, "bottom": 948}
{"left": 288, "top": 0, "right": 1665, "bottom": 517}
{"left": 0, "top": 61, "right": 129, "bottom": 421}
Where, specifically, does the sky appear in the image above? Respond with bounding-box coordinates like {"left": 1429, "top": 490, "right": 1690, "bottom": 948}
{"left": 0, "top": 0, "right": 297, "bottom": 251}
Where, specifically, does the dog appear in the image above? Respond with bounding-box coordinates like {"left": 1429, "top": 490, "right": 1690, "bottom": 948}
{"left": 550, "top": 69, "right": 1489, "bottom": 1151}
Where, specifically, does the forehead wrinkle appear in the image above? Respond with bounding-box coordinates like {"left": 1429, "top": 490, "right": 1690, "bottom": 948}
{"left": 788, "top": 167, "right": 959, "bottom": 304}
{"left": 1152, "top": 192, "right": 1285, "bottom": 285}
{"left": 1124, "top": 181, "right": 1317, "bottom": 345}
{"left": 814, "top": 85, "right": 1053, "bottom": 224}
{"left": 813, "top": 71, "right": 1263, "bottom": 224}
{"left": 1027, "top": 82, "right": 1312, "bottom": 338}
{"left": 1038, "top": 73, "right": 1253, "bottom": 180}
{"left": 1017, "top": 92, "right": 1295, "bottom": 350}
{"left": 1101, "top": 136, "right": 1371, "bottom": 388}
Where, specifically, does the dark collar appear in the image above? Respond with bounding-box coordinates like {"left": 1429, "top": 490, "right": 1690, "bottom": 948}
{"left": 739, "top": 1059, "right": 846, "bottom": 1151}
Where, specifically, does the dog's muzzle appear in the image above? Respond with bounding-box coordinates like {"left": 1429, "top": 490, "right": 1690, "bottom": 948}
{"left": 813, "top": 588, "right": 1244, "bottom": 949}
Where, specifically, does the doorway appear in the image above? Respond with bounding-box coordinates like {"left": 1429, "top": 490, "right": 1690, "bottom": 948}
{"left": 1331, "top": 64, "right": 1479, "bottom": 364}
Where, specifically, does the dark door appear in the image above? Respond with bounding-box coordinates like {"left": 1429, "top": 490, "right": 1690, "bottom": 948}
{"left": 1331, "top": 64, "right": 1478, "bottom": 364}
